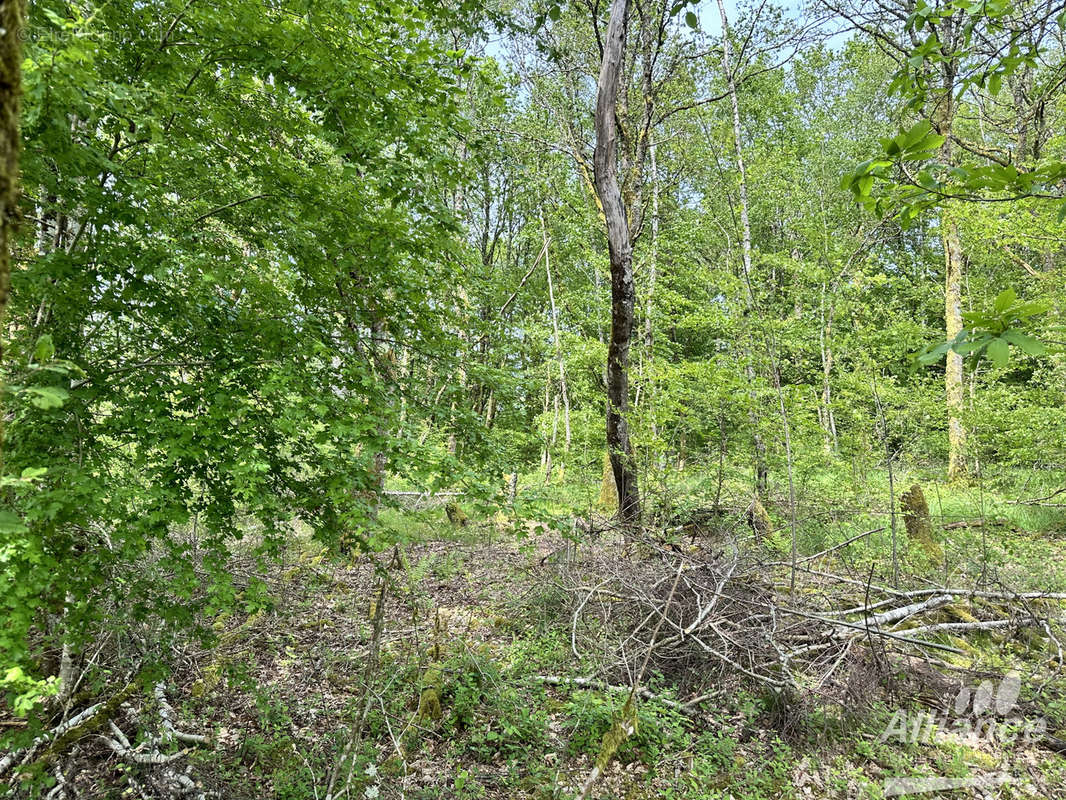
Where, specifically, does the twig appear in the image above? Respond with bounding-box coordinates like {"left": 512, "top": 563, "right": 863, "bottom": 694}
{"left": 325, "top": 549, "right": 394, "bottom": 800}
{"left": 776, "top": 526, "right": 886, "bottom": 565}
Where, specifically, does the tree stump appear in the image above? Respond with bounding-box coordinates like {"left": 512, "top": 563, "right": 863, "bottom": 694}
{"left": 445, "top": 501, "right": 468, "bottom": 527}
{"left": 900, "top": 484, "right": 940, "bottom": 557}
{"left": 747, "top": 496, "right": 772, "bottom": 543}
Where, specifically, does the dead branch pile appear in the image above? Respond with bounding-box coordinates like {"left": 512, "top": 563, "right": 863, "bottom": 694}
{"left": 0, "top": 682, "right": 209, "bottom": 799}
{"left": 554, "top": 528, "right": 1066, "bottom": 717}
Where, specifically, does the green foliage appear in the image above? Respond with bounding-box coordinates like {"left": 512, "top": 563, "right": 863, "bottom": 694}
{"left": 917, "top": 289, "right": 1051, "bottom": 369}
{"left": 681, "top": 728, "right": 794, "bottom": 800}
{"left": 849, "top": 0, "right": 1066, "bottom": 220}
{"left": 1, "top": 666, "right": 58, "bottom": 715}
{"left": 563, "top": 692, "right": 689, "bottom": 768}
{"left": 4, "top": 2, "right": 1066, "bottom": 792}
{"left": 440, "top": 650, "right": 551, "bottom": 763}
{"left": 2, "top": 0, "right": 488, "bottom": 695}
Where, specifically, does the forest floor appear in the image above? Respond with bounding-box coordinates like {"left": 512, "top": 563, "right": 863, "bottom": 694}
{"left": 7, "top": 471, "right": 1066, "bottom": 799}
{"left": 163, "top": 474, "right": 1066, "bottom": 800}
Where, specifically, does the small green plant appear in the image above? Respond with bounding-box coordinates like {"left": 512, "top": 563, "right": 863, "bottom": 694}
{"left": 452, "top": 767, "right": 487, "bottom": 798}
{"left": 686, "top": 726, "right": 795, "bottom": 800}
{"left": 441, "top": 650, "right": 550, "bottom": 763}
{"left": 563, "top": 692, "right": 689, "bottom": 768}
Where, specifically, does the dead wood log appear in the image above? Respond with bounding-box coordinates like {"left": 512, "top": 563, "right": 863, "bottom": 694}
{"left": 0, "top": 681, "right": 139, "bottom": 778}
{"left": 155, "top": 683, "right": 209, "bottom": 746}
{"left": 865, "top": 594, "right": 955, "bottom": 627}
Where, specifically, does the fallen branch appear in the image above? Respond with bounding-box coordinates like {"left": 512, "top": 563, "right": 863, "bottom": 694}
{"left": 154, "top": 683, "right": 209, "bottom": 746}
{"left": 0, "top": 702, "right": 104, "bottom": 778}
{"left": 1009, "top": 487, "right": 1066, "bottom": 506}
{"left": 100, "top": 731, "right": 192, "bottom": 765}
{"left": 105, "top": 730, "right": 203, "bottom": 799}
{"left": 0, "top": 681, "right": 138, "bottom": 779}
{"left": 894, "top": 619, "right": 1014, "bottom": 637}
{"left": 769, "top": 527, "right": 886, "bottom": 566}
{"left": 779, "top": 606, "right": 965, "bottom": 654}
{"left": 865, "top": 594, "right": 955, "bottom": 627}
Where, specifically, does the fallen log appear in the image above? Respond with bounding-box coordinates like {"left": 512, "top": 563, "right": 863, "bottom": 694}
{"left": 155, "top": 683, "right": 209, "bottom": 746}
{"left": 865, "top": 594, "right": 955, "bottom": 627}
{"left": 0, "top": 680, "right": 139, "bottom": 778}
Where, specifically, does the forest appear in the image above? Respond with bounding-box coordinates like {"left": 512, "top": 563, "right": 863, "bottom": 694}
{"left": 1, "top": 0, "right": 1066, "bottom": 797}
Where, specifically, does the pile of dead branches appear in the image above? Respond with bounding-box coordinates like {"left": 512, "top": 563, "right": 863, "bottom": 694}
{"left": 0, "top": 681, "right": 209, "bottom": 799}
{"left": 551, "top": 527, "right": 1066, "bottom": 716}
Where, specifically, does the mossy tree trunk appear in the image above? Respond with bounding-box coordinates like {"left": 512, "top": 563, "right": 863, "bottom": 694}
{"left": 901, "top": 484, "right": 940, "bottom": 557}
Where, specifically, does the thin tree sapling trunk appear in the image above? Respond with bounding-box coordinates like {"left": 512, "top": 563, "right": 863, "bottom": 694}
{"left": 541, "top": 214, "right": 571, "bottom": 451}
{"left": 933, "top": 16, "right": 968, "bottom": 481}
{"left": 715, "top": 0, "right": 768, "bottom": 498}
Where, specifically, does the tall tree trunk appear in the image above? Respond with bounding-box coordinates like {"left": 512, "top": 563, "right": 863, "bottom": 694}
{"left": 818, "top": 283, "right": 838, "bottom": 453}
{"left": 943, "top": 211, "right": 966, "bottom": 479}
{"left": 483, "top": 388, "right": 495, "bottom": 429}
{"left": 0, "top": 0, "right": 25, "bottom": 391}
{"left": 541, "top": 215, "right": 571, "bottom": 451}
{"left": 934, "top": 20, "right": 967, "bottom": 481}
{"left": 644, "top": 142, "right": 660, "bottom": 457}
{"left": 716, "top": 0, "right": 768, "bottom": 498}
{"left": 546, "top": 394, "right": 559, "bottom": 484}
{"left": 369, "top": 317, "right": 388, "bottom": 521}
{"left": 1010, "top": 66, "right": 1032, "bottom": 163}
{"left": 593, "top": 0, "right": 641, "bottom": 524}
{"left": 540, "top": 363, "right": 551, "bottom": 468}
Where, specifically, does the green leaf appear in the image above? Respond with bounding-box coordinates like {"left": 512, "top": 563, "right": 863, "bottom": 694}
{"left": 24, "top": 386, "right": 69, "bottom": 409}
{"left": 993, "top": 288, "right": 1017, "bottom": 313}
{"left": 685, "top": 11, "right": 698, "bottom": 28}
{"left": 902, "top": 120, "right": 933, "bottom": 147}
{"left": 1011, "top": 300, "right": 1051, "bottom": 318}
{"left": 1001, "top": 330, "right": 1047, "bottom": 356}
{"left": 0, "top": 511, "right": 28, "bottom": 535}
{"left": 962, "top": 311, "right": 998, "bottom": 327}
{"left": 916, "top": 341, "right": 951, "bottom": 364}
{"left": 33, "top": 334, "right": 55, "bottom": 363}
{"left": 986, "top": 337, "right": 1009, "bottom": 367}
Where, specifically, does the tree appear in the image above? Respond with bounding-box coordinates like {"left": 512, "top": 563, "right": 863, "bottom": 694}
{"left": 594, "top": 0, "right": 642, "bottom": 523}
{"left": 0, "top": 0, "right": 24, "bottom": 374}
{"left": 842, "top": 0, "right": 1066, "bottom": 479}
{"left": 1, "top": 0, "right": 481, "bottom": 694}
